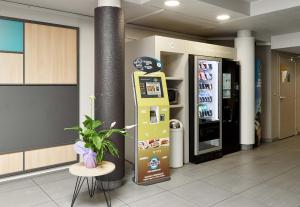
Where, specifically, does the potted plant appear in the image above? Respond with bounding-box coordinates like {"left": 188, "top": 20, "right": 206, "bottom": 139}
{"left": 65, "top": 96, "right": 134, "bottom": 168}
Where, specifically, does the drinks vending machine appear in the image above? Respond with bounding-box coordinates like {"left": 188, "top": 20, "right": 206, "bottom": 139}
{"left": 189, "top": 55, "right": 222, "bottom": 163}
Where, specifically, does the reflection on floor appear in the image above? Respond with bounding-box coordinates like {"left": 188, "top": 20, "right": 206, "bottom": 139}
{"left": 1, "top": 136, "right": 300, "bottom": 207}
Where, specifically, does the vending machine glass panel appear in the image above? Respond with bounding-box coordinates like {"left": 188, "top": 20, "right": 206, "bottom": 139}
{"left": 189, "top": 55, "right": 222, "bottom": 163}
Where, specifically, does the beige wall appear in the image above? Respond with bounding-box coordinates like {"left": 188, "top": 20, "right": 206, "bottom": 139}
{"left": 296, "top": 60, "right": 300, "bottom": 132}
{"left": 269, "top": 51, "right": 300, "bottom": 139}
{"left": 259, "top": 49, "right": 300, "bottom": 140}
{"left": 271, "top": 51, "right": 280, "bottom": 139}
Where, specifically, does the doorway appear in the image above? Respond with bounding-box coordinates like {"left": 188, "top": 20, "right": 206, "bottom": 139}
{"left": 279, "top": 54, "right": 296, "bottom": 139}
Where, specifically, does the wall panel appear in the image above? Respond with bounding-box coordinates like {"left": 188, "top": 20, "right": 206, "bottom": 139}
{"left": 0, "top": 14, "right": 80, "bottom": 177}
{"left": 0, "top": 53, "right": 23, "bottom": 84}
{"left": 25, "top": 145, "right": 76, "bottom": 170}
{"left": 0, "top": 19, "right": 23, "bottom": 53}
{"left": 0, "top": 152, "right": 23, "bottom": 175}
{"left": 0, "top": 86, "right": 78, "bottom": 154}
{"left": 25, "top": 23, "right": 77, "bottom": 84}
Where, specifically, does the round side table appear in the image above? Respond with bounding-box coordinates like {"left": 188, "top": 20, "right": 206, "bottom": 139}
{"left": 69, "top": 161, "right": 115, "bottom": 207}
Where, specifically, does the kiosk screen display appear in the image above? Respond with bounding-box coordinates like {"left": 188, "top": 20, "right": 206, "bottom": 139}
{"left": 139, "top": 77, "right": 164, "bottom": 98}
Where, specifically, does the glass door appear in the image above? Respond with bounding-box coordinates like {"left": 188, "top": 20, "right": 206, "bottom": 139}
{"left": 194, "top": 56, "right": 222, "bottom": 155}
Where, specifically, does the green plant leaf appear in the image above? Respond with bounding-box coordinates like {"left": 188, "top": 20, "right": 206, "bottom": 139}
{"left": 98, "top": 128, "right": 127, "bottom": 140}
{"left": 83, "top": 115, "right": 93, "bottom": 128}
{"left": 97, "top": 148, "right": 104, "bottom": 163}
{"left": 85, "top": 143, "right": 91, "bottom": 148}
{"left": 103, "top": 140, "right": 119, "bottom": 157}
{"left": 92, "top": 120, "right": 103, "bottom": 129}
{"left": 65, "top": 114, "right": 125, "bottom": 163}
{"left": 92, "top": 136, "right": 103, "bottom": 150}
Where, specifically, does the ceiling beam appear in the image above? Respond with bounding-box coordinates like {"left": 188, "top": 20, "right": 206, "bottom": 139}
{"left": 251, "top": 0, "right": 300, "bottom": 16}
{"left": 123, "top": 0, "right": 152, "bottom": 4}
{"left": 271, "top": 32, "right": 300, "bottom": 49}
{"left": 198, "top": 0, "right": 250, "bottom": 15}
{"left": 126, "top": 8, "right": 164, "bottom": 23}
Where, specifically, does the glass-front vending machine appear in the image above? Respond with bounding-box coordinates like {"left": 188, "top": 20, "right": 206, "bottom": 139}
{"left": 189, "top": 55, "right": 222, "bottom": 163}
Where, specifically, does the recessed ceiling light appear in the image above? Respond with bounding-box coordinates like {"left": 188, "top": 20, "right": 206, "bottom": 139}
{"left": 216, "top": 14, "right": 230, "bottom": 21}
{"left": 164, "top": 0, "right": 180, "bottom": 7}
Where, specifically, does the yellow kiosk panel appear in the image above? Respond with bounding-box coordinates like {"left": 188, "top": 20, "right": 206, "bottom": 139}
{"left": 133, "top": 71, "right": 170, "bottom": 185}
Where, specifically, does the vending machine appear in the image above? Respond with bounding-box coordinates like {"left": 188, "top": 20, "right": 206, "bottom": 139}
{"left": 132, "top": 71, "right": 170, "bottom": 185}
{"left": 222, "top": 59, "right": 240, "bottom": 155}
{"left": 189, "top": 55, "right": 222, "bottom": 163}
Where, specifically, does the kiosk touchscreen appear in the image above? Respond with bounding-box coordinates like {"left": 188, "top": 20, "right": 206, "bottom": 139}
{"left": 133, "top": 71, "right": 170, "bottom": 185}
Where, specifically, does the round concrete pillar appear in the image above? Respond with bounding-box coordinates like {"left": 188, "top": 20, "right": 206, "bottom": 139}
{"left": 95, "top": 0, "right": 125, "bottom": 188}
{"left": 235, "top": 30, "right": 255, "bottom": 150}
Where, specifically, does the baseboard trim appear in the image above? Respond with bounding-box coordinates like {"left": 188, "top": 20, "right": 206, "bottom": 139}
{"left": 262, "top": 137, "right": 279, "bottom": 143}
{"left": 0, "top": 164, "right": 71, "bottom": 183}
{"left": 241, "top": 144, "right": 254, "bottom": 150}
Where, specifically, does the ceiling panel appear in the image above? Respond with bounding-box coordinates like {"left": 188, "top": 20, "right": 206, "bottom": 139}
{"left": 123, "top": 1, "right": 161, "bottom": 21}
{"left": 203, "top": 6, "right": 300, "bottom": 38}
{"left": 4, "top": 0, "right": 300, "bottom": 42}
{"left": 131, "top": 10, "right": 215, "bottom": 35}
{"left": 143, "top": 0, "right": 247, "bottom": 23}
{"left": 5, "top": 0, "right": 97, "bottom": 16}
{"left": 5, "top": 0, "right": 161, "bottom": 21}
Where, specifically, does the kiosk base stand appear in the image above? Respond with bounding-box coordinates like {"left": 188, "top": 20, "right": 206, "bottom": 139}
{"left": 132, "top": 176, "right": 171, "bottom": 186}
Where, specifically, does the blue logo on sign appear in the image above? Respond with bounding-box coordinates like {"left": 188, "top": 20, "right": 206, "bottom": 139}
{"left": 148, "top": 156, "right": 160, "bottom": 171}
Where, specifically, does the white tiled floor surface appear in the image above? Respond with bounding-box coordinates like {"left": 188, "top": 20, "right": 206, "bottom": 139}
{"left": 1, "top": 136, "right": 300, "bottom": 207}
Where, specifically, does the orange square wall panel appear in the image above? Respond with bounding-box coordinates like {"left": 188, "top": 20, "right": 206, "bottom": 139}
{"left": 25, "top": 23, "right": 77, "bottom": 84}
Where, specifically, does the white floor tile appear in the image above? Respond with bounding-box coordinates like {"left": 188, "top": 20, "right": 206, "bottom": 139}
{"left": 112, "top": 181, "right": 165, "bottom": 203}
{"left": 203, "top": 171, "right": 260, "bottom": 193}
{"left": 171, "top": 180, "right": 234, "bottom": 207}
{"left": 0, "top": 186, "right": 51, "bottom": 207}
{"left": 56, "top": 191, "right": 125, "bottom": 207}
{"left": 39, "top": 177, "right": 86, "bottom": 200}
{"left": 241, "top": 183, "right": 300, "bottom": 207}
{"left": 32, "top": 201, "right": 58, "bottom": 207}
{"left": 33, "top": 169, "right": 74, "bottom": 185}
{"left": 213, "top": 195, "right": 270, "bottom": 207}
{"left": 176, "top": 163, "right": 221, "bottom": 180}
{"left": 156, "top": 172, "right": 194, "bottom": 190}
{"left": 128, "top": 191, "right": 200, "bottom": 207}
{"left": 0, "top": 178, "right": 36, "bottom": 193}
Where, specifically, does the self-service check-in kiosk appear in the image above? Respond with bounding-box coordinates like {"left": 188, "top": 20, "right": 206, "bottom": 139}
{"left": 133, "top": 71, "right": 170, "bottom": 185}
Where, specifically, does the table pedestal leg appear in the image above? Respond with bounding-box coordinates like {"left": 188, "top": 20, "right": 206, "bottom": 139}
{"left": 87, "top": 177, "right": 97, "bottom": 198}
{"left": 71, "top": 177, "right": 86, "bottom": 207}
{"left": 71, "top": 176, "right": 111, "bottom": 207}
{"left": 98, "top": 175, "right": 112, "bottom": 207}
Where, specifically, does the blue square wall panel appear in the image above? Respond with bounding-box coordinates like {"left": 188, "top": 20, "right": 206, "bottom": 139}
{"left": 0, "top": 19, "right": 24, "bottom": 53}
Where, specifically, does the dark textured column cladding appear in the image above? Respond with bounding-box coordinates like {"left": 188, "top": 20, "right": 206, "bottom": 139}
{"left": 94, "top": 6, "right": 125, "bottom": 181}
